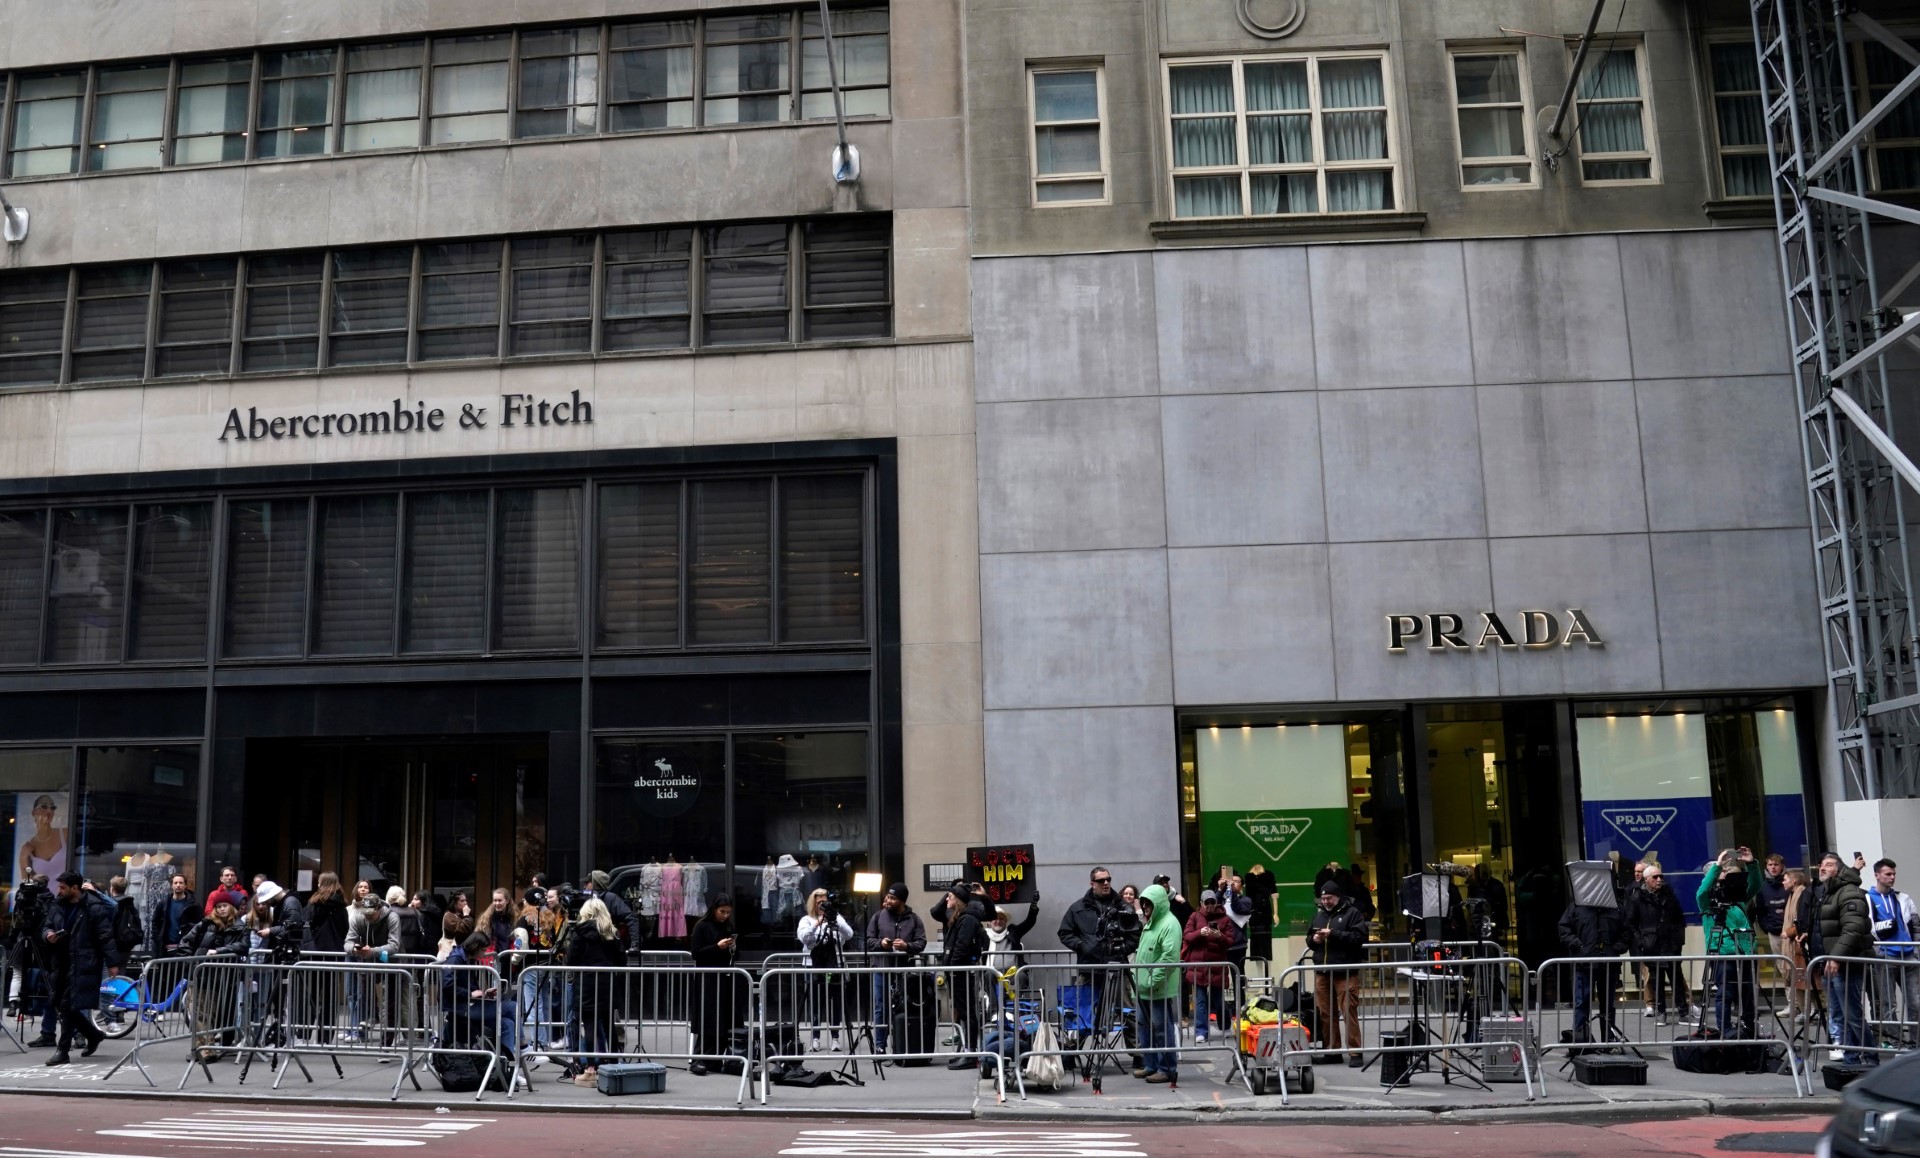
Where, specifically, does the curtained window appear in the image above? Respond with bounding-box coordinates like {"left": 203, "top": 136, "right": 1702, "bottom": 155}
{"left": 1030, "top": 67, "right": 1107, "bottom": 205}
{"left": 1708, "top": 44, "right": 1768, "bottom": 198}
{"left": 430, "top": 34, "right": 511, "bottom": 144}
{"left": 342, "top": 41, "right": 424, "bottom": 152}
{"left": 801, "top": 7, "right": 890, "bottom": 119}
{"left": 518, "top": 26, "right": 602, "bottom": 138}
{"left": 608, "top": 20, "right": 696, "bottom": 131}
{"left": 1573, "top": 46, "right": 1656, "bottom": 183}
{"left": 704, "top": 13, "right": 792, "bottom": 125}
{"left": 8, "top": 71, "right": 86, "bottom": 176}
{"left": 173, "top": 56, "right": 252, "bottom": 165}
{"left": 257, "top": 49, "right": 336, "bottom": 159}
{"left": 87, "top": 64, "right": 169, "bottom": 172}
{"left": 1452, "top": 50, "right": 1534, "bottom": 188}
{"left": 1167, "top": 53, "right": 1397, "bottom": 219}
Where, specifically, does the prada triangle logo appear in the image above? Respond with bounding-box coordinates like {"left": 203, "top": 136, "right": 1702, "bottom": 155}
{"left": 1234, "top": 815, "right": 1313, "bottom": 861}
{"left": 1600, "top": 806, "right": 1678, "bottom": 850}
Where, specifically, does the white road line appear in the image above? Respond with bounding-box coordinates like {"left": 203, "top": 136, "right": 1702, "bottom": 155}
{"left": 3, "top": 1149, "right": 168, "bottom": 1158}
{"left": 780, "top": 1129, "right": 1145, "bottom": 1157}
{"left": 95, "top": 1109, "right": 492, "bottom": 1148}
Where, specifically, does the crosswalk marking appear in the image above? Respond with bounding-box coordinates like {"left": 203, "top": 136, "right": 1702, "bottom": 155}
{"left": 96, "top": 1108, "right": 492, "bottom": 1148}
{"left": 780, "top": 1130, "right": 1145, "bottom": 1158}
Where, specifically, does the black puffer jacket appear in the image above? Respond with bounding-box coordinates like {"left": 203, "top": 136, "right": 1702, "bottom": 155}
{"left": 1623, "top": 883, "right": 1685, "bottom": 956}
{"left": 47, "top": 890, "right": 120, "bottom": 1011}
{"left": 179, "top": 916, "right": 249, "bottom": 957}
{"left": 1818, "top": 865, "right": 1874, "bottom": 960}
{"left": 1557, "top": 903, "right": 1628, "bottom": 958}
{"left": 1306, "top": 896, "right": 1368, "bottom": 966}
{"left": 1058, "top": 887, "right": 1137, "bottom": 965}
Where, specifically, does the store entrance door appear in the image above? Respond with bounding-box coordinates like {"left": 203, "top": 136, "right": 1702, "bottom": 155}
{"left": 1422, "top": 702, "right": 1566, "bottom": 963}
{"left": 248, "top": 738, "right": 546, "bottom": 905}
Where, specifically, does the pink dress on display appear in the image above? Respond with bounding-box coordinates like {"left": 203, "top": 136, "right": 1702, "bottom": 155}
{"left": 657, "top": 862, "right": 686, "bottom": 938}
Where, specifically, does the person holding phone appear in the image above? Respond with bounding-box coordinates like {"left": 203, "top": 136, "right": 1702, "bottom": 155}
{"left": 40, "top": 871, "right": 118, "bottom": 1066}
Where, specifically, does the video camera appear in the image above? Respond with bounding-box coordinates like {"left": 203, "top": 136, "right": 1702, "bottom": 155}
{"left": 820, "top": 890, "right": 844, "bottom": 922}
{"left": 1095, "top": 904, "right": 1141, "bottom": 961}
{"left": 266, "top": 915, "right": 307, "bottom": 964}
{"left": 8, "top": 881, "right": 51, "bottom": 953}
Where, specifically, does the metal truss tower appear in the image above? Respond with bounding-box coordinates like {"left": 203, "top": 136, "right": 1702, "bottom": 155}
{"left": 1753, "top": 0, "right": 1920, "bottom": 801}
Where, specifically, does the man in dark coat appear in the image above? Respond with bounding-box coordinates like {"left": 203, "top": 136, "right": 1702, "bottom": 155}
{"left": 1816, "top": 852, "right": 1874, "bottom": 1063}
{"left": 1057, "top": 866, "right": 1143, "bottom": 1072}
{"left": 1621, "top": 865, "right": 1688, "bottom": 1021}
{"left": 1557, "top": 894, "right": 1628, "bottom": 1043}
{"left": 42, "top": 872, "right": 119, "bottom": 1065}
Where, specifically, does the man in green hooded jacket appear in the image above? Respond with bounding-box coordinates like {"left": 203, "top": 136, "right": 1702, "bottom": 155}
{"left": 1134, "top": 883, "right": 1184, "bottom": 1084}
{"left": 1697, "top": 847, "right": 1763, "bottom": 1034}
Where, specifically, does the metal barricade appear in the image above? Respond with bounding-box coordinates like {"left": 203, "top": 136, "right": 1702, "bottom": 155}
{"left": 511, "top": 963, "right": 756, "bottom": 1105}
{"left": 1264, "top": 955, "right": 1535, "bottom": 1106}
{"left": 98, "top": 953, "right": 203, "bottom": 1086}
{"left": 757, "top": 964, "right": 1006, "bottom": 1104}
{"left": 1365, "top": 941, "right": 1507, "bottom": 964}
{"left": 1008, "top": 960, "right": 1248, "bottom": 1099}
{"left": 1532, "top": 952, "right": 1809, "bottom": 1098}
{"left": 1802, "top": 954, "right": 1920, "bottom": 1074}
{"left": 179, "top": 959, "right": 422, "bottom": 1097}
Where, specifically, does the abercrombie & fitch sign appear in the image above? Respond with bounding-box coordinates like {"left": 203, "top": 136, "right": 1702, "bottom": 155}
{"left": 1387, "top": 609, "right": 1603, "bottom": 652}
{"left": 219, "top": 391, "right": 591, "bottom": 442}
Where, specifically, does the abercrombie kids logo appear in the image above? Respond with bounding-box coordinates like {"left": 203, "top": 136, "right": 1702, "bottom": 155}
{"left": 219, "top": 391, "right": 592, "bottom": 442}
{"left": 1600, "top": 806, "right": 1678, "bottom": 850}
{"left": 1386, "top": 609, "right": 1603, "bottom": 652}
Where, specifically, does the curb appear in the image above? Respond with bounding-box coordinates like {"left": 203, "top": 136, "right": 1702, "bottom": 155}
{"left": 1, "top": 1084, "right": 977, "bottom": 1118}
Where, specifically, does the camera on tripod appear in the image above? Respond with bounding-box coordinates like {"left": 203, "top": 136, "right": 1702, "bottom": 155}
{"left": 1095, "top": 906, "right": 1141, "bottom": 960}
{"left": 265, "top": 917, "right": 306, "bottom": 964}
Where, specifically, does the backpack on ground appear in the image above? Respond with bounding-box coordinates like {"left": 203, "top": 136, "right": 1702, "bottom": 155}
{"left": 112, "top": 897, "right": 144, "bottom": 952}
{"left": 1670, "top": 1028, "right": 1767, "bottom": 1075}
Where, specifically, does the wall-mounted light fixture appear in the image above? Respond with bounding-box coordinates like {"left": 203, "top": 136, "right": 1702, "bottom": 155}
{"left": 0, "top": 187, "right": 26, "bottom": 244}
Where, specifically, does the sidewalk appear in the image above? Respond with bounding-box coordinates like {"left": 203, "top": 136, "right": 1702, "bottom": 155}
{"left": 0, "top": 1030, "right": 1836, "bottom": 1124}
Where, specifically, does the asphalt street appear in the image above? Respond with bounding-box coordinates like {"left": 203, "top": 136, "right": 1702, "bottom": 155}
{"left": 0, "top": 1096, "right": 1834, "bottom": 1157}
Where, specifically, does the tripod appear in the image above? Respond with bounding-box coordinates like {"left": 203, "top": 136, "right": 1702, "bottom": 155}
{"left": 236, "top": 960, "right": 333, "bottom": 1086}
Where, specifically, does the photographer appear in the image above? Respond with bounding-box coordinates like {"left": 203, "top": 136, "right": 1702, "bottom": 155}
{"left": 940, "top": 883, "right": 990, "bottom": 1070}
{"left": 797, "top": 887, "right": 855, "bottom": 1054}
{"left": 249, "top": 880, "right": 305, "bottom": 960}
{"left": 1057, "top": 867, "right": 1142, "bottom": 1073}
{"left": 1697, "top": 847, "right": 1763, "bottom": 1035}
{"left": 584, "top": 871, "right": 643, "bottom": 959}
{"left": 1557, "top": 886, "right": 1628, "bottom": 1044}
{"left": 865, "top": 883, "right": 927, "bottom": 1054}
{"left": 7, "top": 875, "right": 55, "bottom": 1040}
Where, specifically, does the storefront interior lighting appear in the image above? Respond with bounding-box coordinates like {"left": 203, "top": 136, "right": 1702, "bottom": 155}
{"left": 852, "top": 872, "right": 883, "bottom": 894}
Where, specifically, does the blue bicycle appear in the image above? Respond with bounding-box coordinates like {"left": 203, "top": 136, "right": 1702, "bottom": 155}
{"left": 93, "top": 965, "right": 192, "bottom": 1040}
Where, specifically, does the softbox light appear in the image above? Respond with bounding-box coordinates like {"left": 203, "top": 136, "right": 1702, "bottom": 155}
{"left": 1566, "top": 860, "right": 1619, "bottom": 910}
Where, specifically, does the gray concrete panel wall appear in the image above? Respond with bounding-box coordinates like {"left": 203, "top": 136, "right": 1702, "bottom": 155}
{"left": 975, "top": 228, "right": 1819, "bottom": 893}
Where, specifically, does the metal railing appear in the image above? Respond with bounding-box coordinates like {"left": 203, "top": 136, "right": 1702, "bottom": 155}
{"left": 1006, "top": 961, "right": 1248, "bottom": 1098}
{"left": 1801, "top": 954, "right": 1920, "bottom": 1074}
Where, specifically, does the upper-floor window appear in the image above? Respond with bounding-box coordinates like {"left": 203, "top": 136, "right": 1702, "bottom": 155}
{"left": 1028, "top": 66, "right": 1108, "bottom": 205}
{"left": 1857, "top": 35, "right": 1920, "bottom": 193}
{"left": 0, "top": 215, "right": 892, "bottom": 388}
{"left": 1707, "top": 42, "right": 1767, "bottom": 198}
{"left": 1571, "top": 44, "right": 1658, "bottom": 184}
{"left": 1165, "top": 53, "right": 1398, "bottom": 219}
{"left": 1449, "top": 48, "right": 1536, "bottom": 188}
{"left": 1, "top": 5, "right": 889, "bottom": 179}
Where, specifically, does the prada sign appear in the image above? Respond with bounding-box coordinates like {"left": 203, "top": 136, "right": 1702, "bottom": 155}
{"left": 1388, "top": 609, "right": 1603, "bottom": 653}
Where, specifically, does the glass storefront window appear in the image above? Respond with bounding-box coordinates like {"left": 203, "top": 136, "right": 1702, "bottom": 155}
{"left": 3, "top": 750, "right": 75, "bottom": 910}
{"left": 75, "top": 747, "right": 198, "bottom": 934}
{"left": 1575, "top": 697, "right": 1807, "bottom": 918}
{"left": 595, "top": 736, "right": 728, "bottom": 929}
{"left": 733, "top": 732, "right": 869, "bottom": 942}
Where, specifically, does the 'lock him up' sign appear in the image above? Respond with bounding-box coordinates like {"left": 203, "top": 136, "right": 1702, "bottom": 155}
{"left": 965, "top": 844, "right": 1037, "bottom": 905}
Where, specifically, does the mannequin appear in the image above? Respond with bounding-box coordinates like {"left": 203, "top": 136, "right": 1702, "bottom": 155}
{"left": 1244, "top": 863, "right": 1278, "bottom": 961}
{"left": 761, "top": 857, "right": 779, "bottom": 925}
{"left": 658, "top": 853, "right": 686, "bottom": 939}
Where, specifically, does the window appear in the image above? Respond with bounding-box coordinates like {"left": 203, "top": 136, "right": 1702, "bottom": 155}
{"left": 596, "top": 482, "right": 681, "bottom": 648}
{"left": 1572, "top": 45, "right": 1656, "bottom": 183}
{"left": 87, "top": 63, "right": 169, "bottom": 172}
{"left": 430, "top": 34, "right": 511, "bottom": 144}
{"left": 343, "top": 41, "right": 424, "bottom": 152}
{"left": 1450, "top": 50, "right": 1534, "bottom": 187}
{"left": 223, "top": 498, "right": 310, "bottom": 658}
{"left": 517, "top": 26, "right": 601, "bottom": 138}
{"left": 802, "top": 217, "right": 889, "bottom": 339}
{"left": 1029, "top": 67, "right": 1107, "bottom": 205}
{"left": 242, "top": 253, "right": 324, "bottom": 371}
{"left": 802, "top": 7, "right": 889, "bottom": 119}
{"left": 779, "top": 474, "right": 864, "bottom": 642}
{"left": 127, "top": 503, "right": 213, "bottom": 662}
{"left": 172, "top": 56, "right": 252, "bottom": 164}
{"left": 0, "top": 269, "right": 70, "bottom": 387}
{"left": 154, "top": 258, "right": 237, "bottom": 378}
{"left": 705, "top": 13, "right": 791, "bottom": 125}
{"left": 418, "top": 240, "right": 503, "bottom": 360}
{"left": 0, "top": 215, "right": 888, "bottom": 383}
{"left": 704, "top": 223, "right": 789, "bottom": 345}
{"left": 8, "top": 71, "right": 86, "bottom": 176}
{"left": 71, "top": 265, "right": 152, "bottom": 382}
{"left": 608, "top": 20, "right": 696, "bottom": 131}
{"left": 689, "top": 477, "right": 772, "bottom": 644}
{"left": 1857, "top": 37, "right": 1920, "bottom": 193}
{"left": 76, "top": 746, "right": 200, "bottom": 888}
{"left": 602, "top": 227, "right": 692, "bottom": 350}
{"left": 1707, "top": 43, "right": 1768, "bottom": 198}
{"left": 0, "top": 510, "right": 48, "bottom": 665}
{"left": 312, "top": 494, "right": 398, "bottom": 656}
{"left": 494, "top": 487, "right": 581, "bottom": 651}
{"left": 258, "top": 48, "right": 336, "bottom": 158}
{"left": 508, "top": 234, "right": 594, "bottom": 355}
{"left": 1166, "top": 54, "right": 1397, "bottom": 219}
{"left": 329, "top": 245, "right": 412, "bottom": 366}
{"left": 402, "top": 491, "right": 488, "bottom": 654}
{"left": 43, "top": 506, "right": 128, "bottom": 664}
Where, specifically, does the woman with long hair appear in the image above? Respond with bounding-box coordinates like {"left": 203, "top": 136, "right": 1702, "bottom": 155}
{"left": 1781, "top": 868, "right": 1816, "bottom": 1025}
{"left": 299, "top": 872, "right": 350, "bottom": 1039}
{"left": 17, "top": 794, "right": 66, "bottom": 882}
{"left": 563, "top": 897, "right": 624, "bottom": 1084}
{"left": 796, "top": 888, "right": 855, "bottom": 1052}
{"left": 688, "top": 894, "right": 742, "bottom": 1074}
{"left": 481, "top": 888, "right": 520, "bottom": 957}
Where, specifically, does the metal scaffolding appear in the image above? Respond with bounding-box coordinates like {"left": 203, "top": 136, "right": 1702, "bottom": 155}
{"left": 1753, "top": 0, "right": 1920, "bottom": 801}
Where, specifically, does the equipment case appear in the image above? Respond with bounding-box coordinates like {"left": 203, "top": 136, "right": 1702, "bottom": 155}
{"left": 597, "top": 1062, "right": 667, "bottom": 1095}
{"left": 1571, "top": 1055, "right": 1647, "bottom": 1086}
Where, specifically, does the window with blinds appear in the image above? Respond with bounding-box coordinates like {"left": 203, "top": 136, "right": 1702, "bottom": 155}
{"left": 603, "top": 227, "right": 692, "bottom": 351}
{"left": 779, "top": 475, "right": 864, "bottom": 642}
{"left": 419, "top": 241, "right": 503, "bottom": 361}
{"left": 223, "top": 499, "right": 310, "bottom": 658}
{"left": 155, "top": 258, "right": 237, "bottom": 377}
{"left": 0, "top": 509, "right": 48, "bottom": 665}
{"left": 704, "top": 223, "right": 789, "bottom": 345}
{"left": 508, "top": 235, "right": 594, "bottom": 355}
{"left": 243, "top": 253, "right": 324, "bottom": 372}
{"left": 0, "top": 269, "right": 69, "bottom": 387}
{"left": 402, "top": 491, "right": 488, "bottom": 653}
{"left": 802, "top": 217, "right": 890, "bottom": 340}
{"left": 596, "top": 482, "right": 681, "bottom": 648}
{"left": 494, "top": 488, "right": 581, "bottom": 650}
{"left": 44, "top": 506, "right": 129, "bottom": 664}
{"left": 329, "top": 246, "right": 412, "bottom": 366}
{"left": 127, "top": 502, "right": 212, "bottom": 662}
{"left": 313, "top": 494, "right": 398, "bottom": 655}
{"left": 689, "top": 478, "right": 771, "bottom": 644}
{"left": 72, "top": 264, "right": 152, "bottom": 382}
